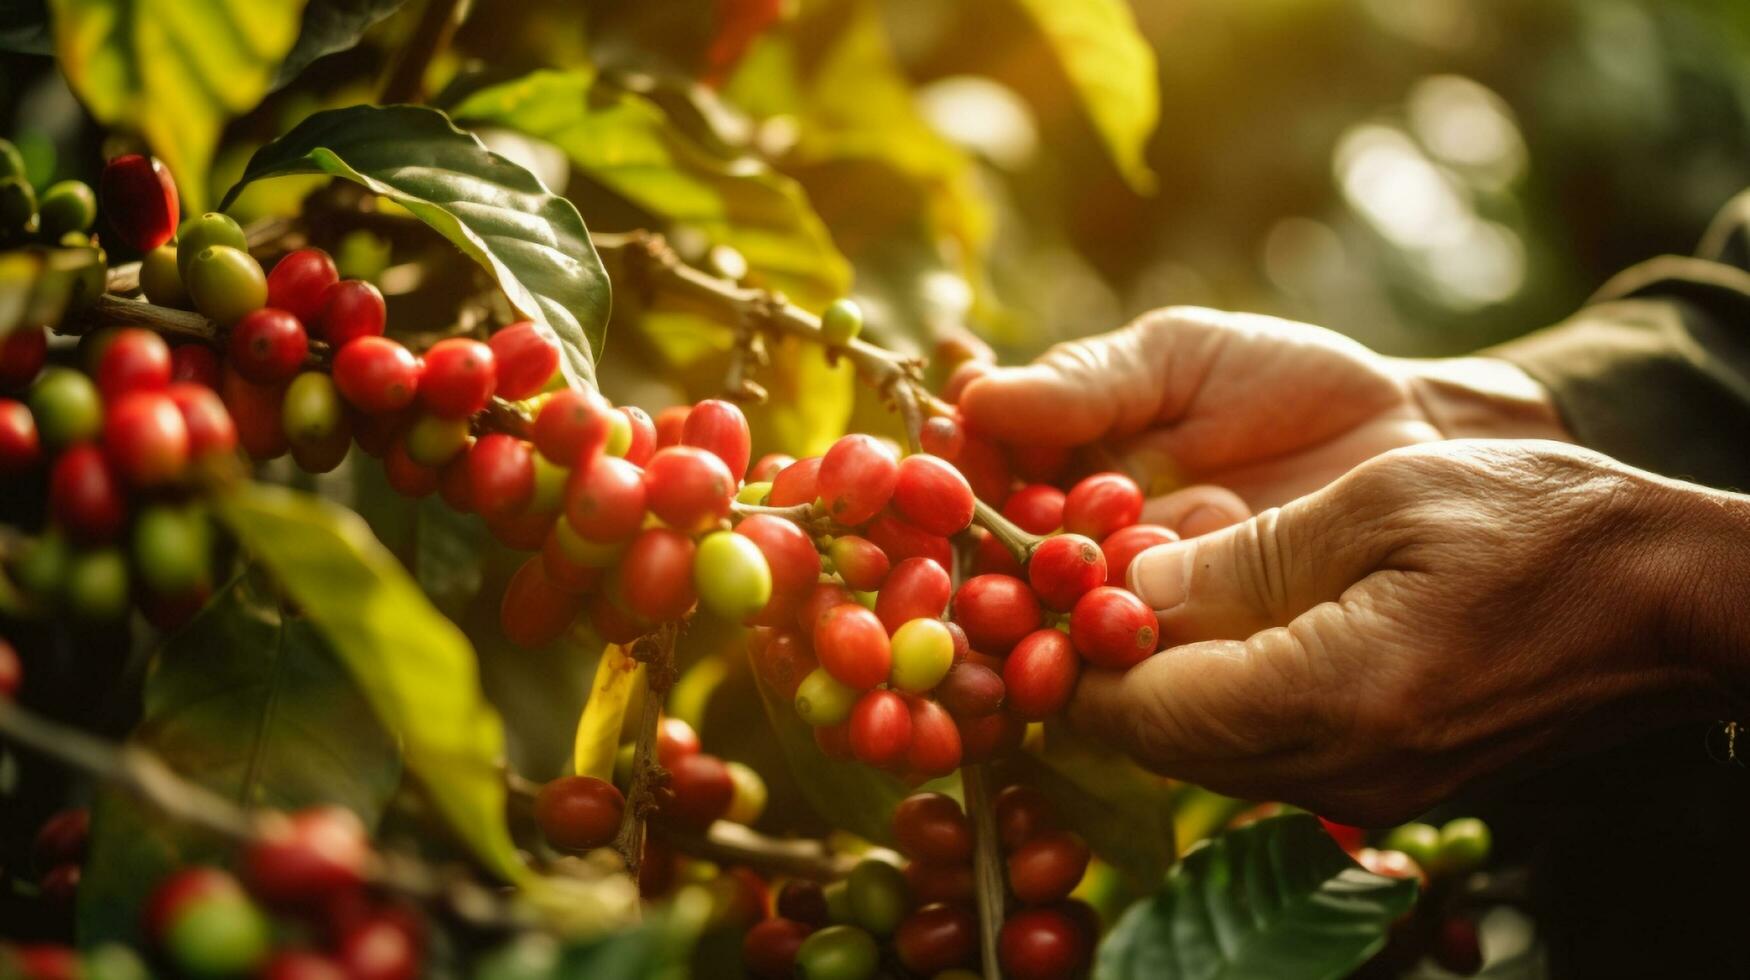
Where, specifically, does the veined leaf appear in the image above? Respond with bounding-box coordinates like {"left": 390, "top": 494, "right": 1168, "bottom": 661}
{"left": 1095, "top": 814, "right": 1419, "bottom": 980}
{"left": 49, "top": 0, "right": 310, "bottom": 209}
{"left": 214, "top": 482, "right": 528, "bottom": 883}
{"left": 574, "top": 646, "right": 641, "bottom": 780}
{"left": 78, "top": 575, "right": 400, "bottom": 943}
{"left": 219, "top": 105, "right": 609, "bottom": 389}
{"left": 274, "top": 0, "right": 407, "bottom": 88}
{"left": 1010, "top": 0, "right": 1160, "bottom": 194}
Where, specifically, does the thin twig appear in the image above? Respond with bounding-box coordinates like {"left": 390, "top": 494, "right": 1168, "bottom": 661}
{"left": 380, "top": 0, "right": 471, "bottom": 104}
{"left": 963, "top": 764, "right": 1007, "bottom": 978}
{"left": 658, "top": 823, "right": 858, "bottom": 882}
{"left": 613, "top": 625, "right": 679, "bottom": 878}
{"left": 972, "top": 499, "right": 1043, "bottom": 565}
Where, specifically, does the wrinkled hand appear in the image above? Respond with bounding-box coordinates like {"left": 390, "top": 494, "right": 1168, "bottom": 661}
{"left": 1072, "top": 440, "right": 1734, "bottom": 825}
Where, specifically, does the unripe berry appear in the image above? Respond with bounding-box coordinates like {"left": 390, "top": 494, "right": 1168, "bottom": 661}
{"left": 0, "top": 324, "right": 47, "bottom": 389}
{"left": 694, "top": 530, "right": 773, "bottom": 621}
{"left": 403, "top": 413, "right": 469, "bottom": 466}
{"left": 467, "top": 435, "right": 535, "bottom": 519}
{"left": 817, "top": 434, "right": 898, "bottom": 525}
{"left": 169, "top": 343, "right": 219, "bottom": 387}
{"left": 333, "top": 337, "right": 420, "bottom": 414}
{"left": 828, "top": 535, "right": 889, "bottom": 591}
{"left": 1100, "top": 523, "right": 1178, "bottom": 588}
{"left": 140, "top": 245, "right": 188, "bottom": 308}
{"left": 37, "top": 180, "right": 96, "bottom": 238}
{"left": 418, "top": 338, "right": 496, "bottom": 418}
{"left": 536, "top": 775, "right": 624, "bottom": 850}
{"left": 814, "top": 603, "right": 891, "bottom": 690}
{"left": 1063, "top": 471, "right": 1144, "bottom": 540}
{"left": 820, "top": 298, "right": 862, "bottom": 346}
{"left": 96, "top": 327, "right": 171, "bottom": 400}
{"left": 891, "top": 454, "right": 974, "bottom": 536}
{"left": 874, "top": 557, "right": 951, "bottom": 634}
{"left": 134, "top": 504, "right": 211, "bottom": 596}
{"left": 28, "top": 367, "right": 102, "bottom": 448}
{"left": 1068, "top": 586, "right": 1158, "bottom": 668}
{"left": 316, "top": 280, "right": 386, "bottom": 346}
{"left": 681, "top": 398, "right": 752, "bottom": 481}
{"left": 500, "top": 556, "right": 583, "bottom": 648}
{"left": 795, "top": 925, "right": 879, "bottom": 980}
{"left": 723, "top": 760, "right": 767, "bottom": 825}
{"left": 643, "top": 445, "right": 735, "bottom": 534}
{"left": 0, "top": 398, "right": 40, "bottom": 472}
{"left": 566, "top": 455, "right": 647, "bottom": 540}
{"left": 951, "top": 574, "right": 1042, "bottom": 655}
{"left": 767, "top": 455, "right": 821, "bottom": 507}
{"left": 618, "top": 527, "right": 698, "bottom": 621}
{"left": 888, "top": 617, "right": 954, "bottom": 692}
{"left": 794, "top": 667, "right": 858, "bottom": 726}
{"left": 186, "top": 245, "right": 268, "bottom": 326}
{"left": 936, "top": 661, "right": 1004, "bottom": 718}
{"left": 176, "top": 212, "right": 247, "bottom": 278}
{"left": 159, "top": 887, "right": 272, "bottom": 978}
{"left": 220, "top": 367, "right": 289, "bottom": 460}
{"left": 1003, "top": 628, "right": 1079, "bottom": 720}
{"left": 533, "top": 389, "right": 612, "bottom": 465}
{"left": 265, "top": 248, "right": 339, "bottom": 323}
{"left": 845, "top": 859, "right": 909, "bottom": 936}
{"left": 99, "top": 154, "right": 179, "bottom": 251}
{"left": 228, "top": 308, "right": 308, "bottom": 384}
{"left": 1005, "top": 484, "right": 1066, "bottom": 534}
{"left": 66, "top": 548, "right": 129, "bottom": 620}
{"left": 243, "top": 806, "right": 370, "bottom": 908}
{"left": 487, "top": 321, "right": 560, "bottom": 400}
{"left": 50, "top": 443, "right": 127, "bottom": 542}
{"left": 1028, "top": 533, "right": 1107, "bottom": 611}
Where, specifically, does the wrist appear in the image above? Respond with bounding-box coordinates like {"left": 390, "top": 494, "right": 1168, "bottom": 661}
{"left": 1643, "top": 481, "right": 1750, "bottom": 715}
{"left": 1401, "top": 356, "right": 1572, "bottom": 442}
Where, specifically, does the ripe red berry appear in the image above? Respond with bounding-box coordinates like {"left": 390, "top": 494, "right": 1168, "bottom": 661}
{"left": 952, "top": 574, "right": 1043, "bottom": 655}
{"left": 619, "top": 527, "right": 698, "bottom": 621}
{"left": 681, "top": 398, "right": 752, "bottom": 481}
{"left": 265, "top": 248, "right": 339, "bottom": 323}
{"left": 260, "top": 951, "right": 348, "bottom": 980}
{"left": 96, "top": 327, "right": 171, "bottom": 400}
{"left": 100, "top": 154, "right": 179, "bottom": 251}
{"left": 954, "top": 435, "right": 1013, "bottom": 506}
{"left": 848, "top": 689, "right": 912, "bottom": 767}
{"left": 813, "top": 721, "right": 853, "bottom": 759}
{"left": 1028, "top": 534, "right": 1107, "bottom": 611}
{"left": 32, "top": 808, "right": 89, "bottom": 871}
{"left": 896, "top": 903, "right": 978, "bottom": 975}
{"left": 533, "top": 389, "right": 612, "bottom": 466}
{"left": 893, "top": 793, "right": 971, "bottom": 864}
{"left": 906, "top": 861, "right": 975, "bottom": 905}
{"left": 813, "top": 603, "right": 891, "bottom": 690}
{"left": 243, "top": 806, "right": 370, "bottom": 908}
{"left": 103, "top": 390, "right": 190, "bottom": 486}
{"left": 418, "top": 338, "right": 496, "bottom": 418}
{"left": 777, "top": 879, "right": 830, "bottom": 926}
{"left": 743, "top": 917, "right": 812, "bottom": 979}
{"left": 665, "top": 752, "right": 736, "bottom": 831}
{"left": 500, "top": 556, "right": 582, "bottom": 648}
{"left": 0, "top": 639, "right": 20, "bottom": 700}
{"left": 620, "top": 406, "right": 657, "bottom": 466}
{"left": 169, "top": 344, "right": 220, "bottom": 388}
{"left": 587, "top": 592, "right": 650, "bottom": 644}
{"left": 50, "top": 443, "right": 126, "bottom": 542}
{"left": 536, "top": 775, "right": 624, "bottom": 850}
{"left": 566, "top": 455, "right": 647, "bottom": 540}
{"left": 384, "top": 442, "right": 439, "bottom": 497}
{"left": 220, "top": 367, "right": 288, "bottom": 460}
{"left": 749, "top": 452, "right": 793, "bottom": 483}
{"left": 874, "top": 557, "right": 951, "bottom": 634}
{"left": 891, "top": 454, "right": 975, "bottom": 536}
{"left": 864, "top": 512, "right": 953, "bottom": 571}
{"left": 1004, "top": 484, "right": 1066, "bottom": 534}
{"left": 436, "top": 450, "right": 473, "bottom": 510}
{"left": 336, "top": 916, "right": 420, "bottom": 980}
{"left": 487, "top": 321, "right": 560, "bottom": 400}
{"left": 41, "top": 865, "right": 80, "bottom": 904}
{"left": 465, "top": 435, "right": 535, "bottom": 519}
{"left": 998, "top": 906, "right": 1088, "bottom": 980}
{"left": 643, "top": 445, "right": 735, "bottom": 534}
{"left": 1003, "top": 629, "right": 1079, "bottom": 720}
{"left": 828, "top": 535, "right": 889, "bottom": 591}
{"left": 995, "top": 785, "right": 1059, "bottom": 851}
{"left": 1435, "top": 916, "right": 1484, "bottom": 975}
{"left": 1069, "top": 586, "right": 1158, "bottom": 669}
{"left": 333, "top": 337, "right": 419, "bottom": 414}
{"left": 797, "top": 581, "right": 857, "bottom": 637}
{"left": 936, "top": 661, "right": 1004, "bottom": 718}
{"left": 316, "top": 280, "right": 386, "bottom": 346}
{"left": 143, "top": 867, "right": 245, "bottom": 943}
{"left": 228, "top": 308, "right": 308, "bottom": 384}
{"left": 1011, "top": 444, "right": 1071, "bottom": 484}
{"left": 1008, "top": 831, "right": 1090, "bottom": 905}
{"left": 919, "top": 414, "right": 965, "bottom": 459}
{"left": 540, "top": 532, "right": 601, "bottom": 594}
{"left": 1063, "top": 471, "right": 1144, "bottom": 540}
{"left": 1100, "top": 523, "right": 1178, "bottom": 588}
{"left": 164, "top": 382, "right": 236, "bottom": 459}
{"left": 653, "top": 405, "right": 688, "bottom": 447}
{"left": 657, "top": 717, "right": 701, "bottom": 767}
{"left": 767, "top": 455, "right": 821, "bottom": 507}
{"left": 0, "top": 398, "right": 40, "bottom": 472}
{"left": 735, "top": 513, "right": 822, "bottom": 609}
{"left": 959, "top": 710, "right": 1025, "bottom": 764}
{"left": 0, "top": 325, "right": 47, "bottom": 389}
{"left": 817, "top": 435, "right": 899, "bottom": 525}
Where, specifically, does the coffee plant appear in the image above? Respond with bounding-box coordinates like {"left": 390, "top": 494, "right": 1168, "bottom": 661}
{"left": 0, "top": 2, "right": 1524, "bottom": 977}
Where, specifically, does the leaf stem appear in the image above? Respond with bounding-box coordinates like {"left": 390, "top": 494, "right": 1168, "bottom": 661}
{"left": 972, "top": 499, "right": 1043, "bottom": 566}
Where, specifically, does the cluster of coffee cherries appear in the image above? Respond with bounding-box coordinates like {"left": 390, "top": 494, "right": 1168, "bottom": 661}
{"left": 0, "top": 137, "right": 99, "bottom": 249}
{"left": 739, "top": 787, "right": 1096, "bottom": 980}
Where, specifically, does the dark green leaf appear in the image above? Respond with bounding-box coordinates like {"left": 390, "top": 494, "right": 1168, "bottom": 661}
{"left": 219, "top": 105, "right": 609, "bottom": 389}
{"left": 274, "top": 0, "right": 407, "bottom": 88}
{"left": 413, "top": 495, "right": 488, "bottom": 619}
{"left": 78, "top": 575, "right": 401, "bottom": 943}
{"left": 214, "top": 483, "right": 529, "bottom": 883}
{"left": 1095, "top": 814, "right": 1419, "bottom": 980}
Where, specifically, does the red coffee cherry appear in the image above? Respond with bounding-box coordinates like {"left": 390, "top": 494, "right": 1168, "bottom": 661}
{"left": 817, "top": 434, "right": 899, "bottom": 525}
{"left": 735, "top": 513, "right": 821, "bottom": 607}
{"left": 813, "top": 721, "right": 853, "bottom": 759}
{"left": 665, "top": 753, "right": 735, "bottom": 831}
{"left": 103, "top": 390, "right": 190, "bottom": 486}
{"left": 620, "top": 406, "right": 657, "bottom": 466}
{"left": 228, "top": 308, "right": 308, "bottom": 385}
{"left": 905, "top": 860, "right": 975, "bottom": 905}
{"left": 50, "top": 443, "right": 127, "bottom": 542}
{"left": 893, "top": 793, "right": 972, "bottom": 864}
{"left": 797, "top": 581, "right": 857, "bottom": 637}
{"left": 748, "top": 452, "right": 793, "bottom": 483}
{"left": 486, "top": 321, "right": 560, "bottom": 400}
{"left": 848, "top": 689, "right": 912, "bottom": 767}
{"left": 952, "top": 574, "right": 1042, "bottom": 655}
{"left": 750, "top": 628, "right": 818, "bottom": 700}
{"left": 681, "top": 398, "right": 752, "bottom": 481}
{"left": 165, "top": 382, "right": 236, "bottom": 459}
{"left": 642, "top": 445, "right": 735, "bottom": 534}
{"left": 1004, "top": 484, "right": 1066, "bottom": 534}
{"left": 40, "top": 865, "right": 79, "bottom": 905}
{"left": 0, "top": 398, "right": 40, "bottom": 472}
{"left": 891, "top": 454, "right": 974, "bottom": 536}
{"left": 743, "top": 917, "right": 812, "bottom": 979}
{"left": 466, "top": 435, "right": 535, "bottom": 519}
{"left": 500, "top": 556, "right": 582, "bottom": 648}
{"left": 995, "top": 785, "right": 1059, "bottom": 851}
{"left": 533, "top": 389, "right": 612, "bottom": 466}
{"left": 953, "top": 436, "right": 1013, "bottom": 506}
{"left": 828, "top": 535, "right": 889, "bottom": 591}
{"left": 1063, "top": 472, "right": 1144, "bottom": 540}
{"left": 243, "top": 806, "right": 370, "bottom": 908}
{"left": 143, "top": 867, "right": 245, "bottom": 943}
{"left": 266, "top": 248, "right": 339, "bottom": 323}
{"left": 945, "top": 621, "right": 970, "bottom": 661}
{"left": 0, "top": 325, "right": 47, "bottom": 389}
{"left": 99, "top": 154, "right": 179, "bottom": 251}
{"left": 540, "top": 532, "right": 601, "bottom": 594}
{"left": 919, "top": 414, "right": 965, "bottom": 460}
{"left": 1004, "top": 629, "right": 1079, "bottom": 720}
{"left": 1435, "top": 916, "right": 1484, "bottom": 975}
{"left": 874, "top": 557, "right": 951, "bottom": 634}
{"left": 586, "top": 592, "right": 650, "bottom": 644}
{"left": 777, "top": 880, "right": 830, "bottom": 926}
{"left": 657, "top": 717, "right": 701, "bottom": 767}
{"left": 1028, "top": 534, "right": 1107, "bottom": 612}
{"left": 619, "top": 527, "right": 698, "bottom": 621}
{"left": 315, "top": 280, "right": 386, "bottom": 346}
{"left": 653, "top": 405, "right": 688, "bottom": 448}
{"left": 566, "top": 455, "right": 647, "bottom": 541}
{"left": 1100, "top": 523, "right": 1178, "bottom": 588}
{"left": 384, "top": 442, "right": 439, "bottom": 497}
{"left": 333, "top": 337, "right": 419, "bottom": 414}
{"left": 170, "top": 344, "right": 220, "bottom": 388}
{"left": 436, "top": 449, "right": 473, "bottom": 510}
{"left": 767, "top": 455, "right": 821, "bottom": 507}
{"left": 1069, "top": 586, "right": 1158, "bottom": 669}
{"left": 96, "top": 327, "right": 171, "bottom": 400}
{"left": 220, "top": 366, "right": 289, "bottom": 460}
{"left": 1008, "top": 831, "right": 1090, "bottom": 905}
{"left": 418, "top": 338, "right": 496, "bottom": 419}
{"left": 999, "top": 906, "right": 1089, "bottom": 980}
{"left": 936, "top": 661, "right": 1004, "bottom": 718}
{"left": 864, "top": 512, "right": 953, "bottom": 571}
{"left": 959, "top": 710, "right": 1025, "bottom": 764}
{"left": 813, "top": 603, "right": 891, "bottom": 690}
{"left": 260, "top": 951, "right": 348, "bottom": 980}
{"left": 536, "top": 775, "right": 624, "bottom": 850}
{"left": 32, "top": 808, "right": 89, "bottom": 871}
{"left": 896, "top": 902, "right": 978, "bottom": 975}
{"left": 336, "top": 916, "right": 420, "bottom": 980}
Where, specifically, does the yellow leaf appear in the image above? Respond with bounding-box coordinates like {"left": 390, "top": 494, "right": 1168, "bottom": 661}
{"left": 573, "top": 646, "right": 643, "bottom": 780}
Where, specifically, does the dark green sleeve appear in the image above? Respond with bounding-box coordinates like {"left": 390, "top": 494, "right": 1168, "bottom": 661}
{"left": 1492, "top": 191, "right": 1750, "bottom": 492}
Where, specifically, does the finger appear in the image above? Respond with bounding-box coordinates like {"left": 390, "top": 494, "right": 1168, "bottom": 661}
{"left": 1139, "top": 484, "right": 1251, "bottom": 538}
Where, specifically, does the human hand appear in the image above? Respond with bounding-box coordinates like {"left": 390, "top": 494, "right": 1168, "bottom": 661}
{"left": 959, "top": 307, "right": 1569, "bottom": 515}
{"left": 1068, "top": 440, "right": 1737, "bottom": 825}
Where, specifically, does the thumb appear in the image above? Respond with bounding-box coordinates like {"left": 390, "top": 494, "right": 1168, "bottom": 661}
{"left": 1126, "top": 482, "right": 1395, "bottom": 644}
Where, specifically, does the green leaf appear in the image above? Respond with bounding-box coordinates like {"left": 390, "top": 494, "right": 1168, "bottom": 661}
{"left": 451, "top": 68, "right": 851, "bottom": 309}
{"left": 274, "top": 0, "right": 407, "bottom": 88}
{"left": 574, "top": 646, "right": 641, "bottom": 781}
{"left": 219, "top": 105, "right": 609, "bottom": 389}
{"left": 48, "top": 0, "right": 311, "bottom": 210}
{"left": 213, "top": 483, "right": 529, "bottom": 883}
{"left": 0, "top": 246, "right": 110, "bottom": 338}
{"left": 79, "top": 575, "right": 401, "bottom": 944}
{"left": 1095, "top": 814, "right": 1419, "bottom": 980}
{"left": 413, "top": 495, "right": 488, "bottom": 619}
{"left": 1008, "top": 0, "right": 1160, "bottom": 194}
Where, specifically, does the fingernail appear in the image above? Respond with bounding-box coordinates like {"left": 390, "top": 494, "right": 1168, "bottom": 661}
{"left": 1179, "top": 505, "right": 1230, "bottom": 538}
{"left": 1129, "top": 541, "right": 1193, "bottom": 611}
